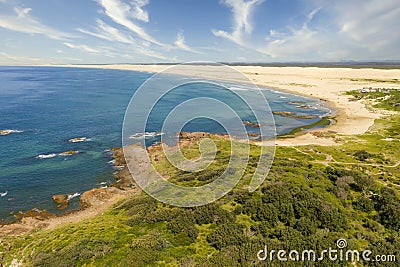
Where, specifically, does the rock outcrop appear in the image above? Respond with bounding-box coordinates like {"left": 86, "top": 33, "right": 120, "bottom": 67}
{"left": 243, "top": 121, "right": 262, "bottom": 128}
{"left": 273, "top": 111, "right": 318, "bottom": 119}
{"left": 79, "top": 187, "right": 122, "bottom": 208}
{"left": 52, "top": 194, "right": 69, "bottom": 210}
{"left": 59, "top": 150, "right": 79, "bottom": 156}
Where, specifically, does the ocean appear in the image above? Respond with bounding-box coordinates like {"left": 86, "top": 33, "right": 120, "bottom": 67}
{"left": 0, "top": 66, "right": 330, "bottom": 221}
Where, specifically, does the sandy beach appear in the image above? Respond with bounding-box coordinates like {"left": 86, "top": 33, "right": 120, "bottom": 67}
{"left": 60, "top": 64, "right": 399, "bottom": 146}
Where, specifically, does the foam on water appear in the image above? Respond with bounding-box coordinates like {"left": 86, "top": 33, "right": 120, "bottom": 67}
{"left": 67, "top": 192, "right": 81, "bottom": 201}
{"left": 36, "top": 153, "right": 58, "bottom": 159}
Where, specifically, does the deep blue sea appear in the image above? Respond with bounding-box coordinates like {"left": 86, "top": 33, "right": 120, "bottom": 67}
{"left": 0, "top": 66, "right": 330, "bottom": 221}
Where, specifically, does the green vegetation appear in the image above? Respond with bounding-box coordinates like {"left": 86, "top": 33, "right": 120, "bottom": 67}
{"left": 346, "top": 90, "right": 400, "bottom": 111}
{"left": 1, "top": 90, "right": 399, "bottom": 266}
{"left": 288, "top": 82, "right": 314, "bottom": 87}
{"left": 349, "top": 78, "right": 400, "bottom": 84}
{"left": 282, "top": 116, "right": 333, "bottom": 137}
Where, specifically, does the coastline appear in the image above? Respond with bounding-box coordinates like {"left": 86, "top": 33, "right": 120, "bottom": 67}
{"left": 54, "top": 64, "right": 399, "bottom": 146}
{"left": 0, "top": 148, "right": 139, "bottom": 236}
{"left": 2, "top": 64, "right": 398, "bottom": 236}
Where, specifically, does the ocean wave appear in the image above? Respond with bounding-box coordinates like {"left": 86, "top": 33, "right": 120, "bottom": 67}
{"left": 268, "top": 89, "right": 294, "bottom": 96}
{"left": 0, "top": 129, "right": 23, "bottom": 136}
{"left": 112, "top": 165, "right": 125, "bottom": 170}
{"left": 68, "top": 137, "right": 91, "bottom": 143}
{"left": 228, "top": 85, "right": 269, "bottom": 92}
{"left": 36, "top": 153, "right": 57, "bottom": 159}
{"left": 129, "top": 132, "right": 164, "bottom": 139}
{"left": 36, "top": 150, "right": 80, "bottom": 159}
{"left": 67, "top": 192, "right": 81, "bottom": 200}
{"left": 0, "top": 191, "right": 8, "bottom": 197}
{"left": 228, "top": 86, "right": 250, "bottom": 91}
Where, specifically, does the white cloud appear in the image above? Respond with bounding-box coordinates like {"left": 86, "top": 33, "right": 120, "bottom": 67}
{"left": 263, "top": 25, "right": 330, "bottom": 60}
{"left": 212, "top": 0, "right": 264, "bottom": 46}
{"left": 174, "top": 32, "right": 201, "bottom": 54}
{"left": 77, "top": 19, "right": 136, "bottom": 44}
{"left": 97, "top": 0, "right": 163, "bottom": 46}
{"left": 131, "top": 0, "right": 149, "bottom": 22}
{"left": 64, "top": 40, "right": 174, "bottom": 61}
{"left": 77, "top": 19, "right": 174, "bottom": 60}
{"left": 261, "top": 8, "right": 331, "bottom": 60}
{"left": 134, "top": 47, "right": 173, "bottom": 61}
{"left": 0, "top": 52, "right": 44, "bottom": 64}
{"left": 333, "top": 0, "right": 400, "bottom": 54}
{"left": 63, "top": 42, "right": 102, "bottom": 54}
{"left": 0, "top": 7, "right": 74, "bottom": 40}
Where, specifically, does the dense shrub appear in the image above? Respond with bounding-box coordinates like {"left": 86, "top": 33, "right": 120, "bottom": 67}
{"left": 372, "top": 188, "right": 400, "bottom": 230}
{"left": 167, "top": 211, "right": 198, "bottom": 242}
{"left": 353, "top": 196, "right": 375, "bottom": 212}
{"left": 354, "top": 150, "right": 374, "bottom": 161}
{"left": 207, "top": 223, "right": 247, "bottom": 250}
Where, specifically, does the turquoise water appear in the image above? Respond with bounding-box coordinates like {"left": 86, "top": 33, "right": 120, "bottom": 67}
{"left": 0, "top": 66, "right": 330, "bottom": 221}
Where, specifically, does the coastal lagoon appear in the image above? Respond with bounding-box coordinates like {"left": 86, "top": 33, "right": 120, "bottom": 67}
{"left": 0, "top": 66, "right": 330, "bottom": 221}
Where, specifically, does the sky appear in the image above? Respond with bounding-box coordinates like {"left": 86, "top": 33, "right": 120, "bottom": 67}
{"left": 0, "top": 0, "right": 399, "bottom": 64}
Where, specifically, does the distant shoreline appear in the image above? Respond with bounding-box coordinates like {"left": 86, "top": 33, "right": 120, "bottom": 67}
{"left": 51, "top": 64, "right": 399, "bottom": 146}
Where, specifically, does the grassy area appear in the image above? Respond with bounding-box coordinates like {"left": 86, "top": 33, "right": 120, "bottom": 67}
{"left": 1, "top": 91, "right": 399, "bottom": 266}
{"left": 346, "top": 90, "right": 400, "bottom": 111}
{"left": 349, "top": 78, "right": 400, "bottom": 84}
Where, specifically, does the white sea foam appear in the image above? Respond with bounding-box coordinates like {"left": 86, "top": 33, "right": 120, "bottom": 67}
{"left": 36, "top": 153, "right": 57, "bottom": 159}
{"left": 0, "top": 191, "right": 8, "bottom": 197}
{"left": 129, "top": 132, "right": 164, "bottom": 139}
{"left": 0, "top": 129, "right": 23, "bottom": 136}
{"left": 112, "top": 166, "right": 125, "bottom": 170}
{"left": 227, "top": 85, "right": 270, "bottom": 91}
{"left": 68, "top": 137, "right": 91, "bottom": 143}
{"left": 228, "top": 86, "right": 250, "bottom": 91}
{"left": 67, "top": 192, "right": 81, "bottom": 200}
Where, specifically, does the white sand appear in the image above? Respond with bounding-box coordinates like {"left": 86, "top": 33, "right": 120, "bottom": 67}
{"left": 59, "top": 64, "right": 400, "bottom": 146}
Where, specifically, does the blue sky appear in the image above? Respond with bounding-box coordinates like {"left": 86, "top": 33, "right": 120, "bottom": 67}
{"left": 0, "top": 0, "right": 399, "bottom": 64}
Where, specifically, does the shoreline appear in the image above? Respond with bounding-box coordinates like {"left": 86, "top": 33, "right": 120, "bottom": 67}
{"left": 52, "top": 64, "right": 399, "bottom": 145}
{"left": 0, "top": 148, "right": 139, "bottom": 236}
